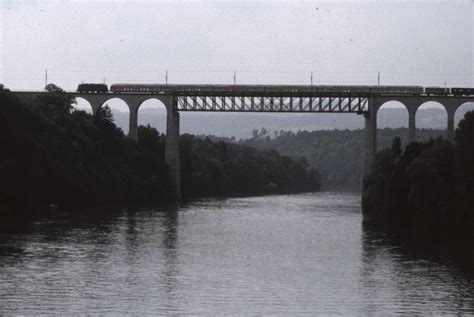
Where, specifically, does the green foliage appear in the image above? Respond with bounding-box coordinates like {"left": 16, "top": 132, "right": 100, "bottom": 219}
{"left": 455, "top": 111, "right": 474, "bottom": 148}
{"left": 0, "top": 85, "right": 320, "bottom": 222}
{"left": 181, "top": 135, "right": 320, "bottom": 197}
{"left": 391, "top": 137, "right": 402, "bottom": 158}
{"left": 39, "top": 83, "right": 75, "bottom": 114}
{"left": 362, "top": 112, "right": 474, "bottom": 239}
{"left": 241, "top": 128, "right": 444, "bottom": 191}
{"left": 95, "top": 104, "right": 115, "bottom": 123}
{"left": 0, "top": 85, "right": 171, "bottom": 222}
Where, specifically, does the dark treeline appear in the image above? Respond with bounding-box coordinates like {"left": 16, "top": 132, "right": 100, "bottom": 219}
{"left": 362, "top": 112, "right": 474, "bottom": 240}
{"left": 181, "top": 135, "right": 320, "bottom": 197}
{"left": 239, "top": 128, "right": 445, "bottom": 191}
{"left": 0, "top": 85, "right": 320, "bottom": 223}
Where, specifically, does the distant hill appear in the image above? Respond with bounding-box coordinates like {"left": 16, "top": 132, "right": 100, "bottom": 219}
{"left": 239, "top": 128, "right": 448, "bottom": 191}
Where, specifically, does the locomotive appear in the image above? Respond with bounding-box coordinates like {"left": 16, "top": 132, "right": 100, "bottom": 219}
{"left": 77, "top": 83, "right": 108, "bottom": 93}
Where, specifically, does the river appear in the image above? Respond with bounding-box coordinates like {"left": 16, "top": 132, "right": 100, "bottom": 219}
{"left": 1, "top": 192, "right": 473, "bottom": 315}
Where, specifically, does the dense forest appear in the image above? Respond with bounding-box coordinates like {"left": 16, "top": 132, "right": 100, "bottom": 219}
{"left": 0, "top": 84, "right": 320, "bottom": 223}
{"left": 240, "top": 128, "right": 445, "bottom": 191}
{"left": 362, "top": 112, "right": 474, "bottom": 240}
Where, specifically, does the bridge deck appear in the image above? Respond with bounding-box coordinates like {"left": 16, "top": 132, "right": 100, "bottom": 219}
{"left": 12, "top": 88, "right": 474, "bottom": 115}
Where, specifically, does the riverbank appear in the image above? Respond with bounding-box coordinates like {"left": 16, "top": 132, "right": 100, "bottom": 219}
{"left": 362, "top": 112, "right": 474, "bottom": 241}
{"left": 0, "top": 84, "right": 320, "bottom": 224}
{"left": 239, "top": 127, "right": 448, "bottom": 191}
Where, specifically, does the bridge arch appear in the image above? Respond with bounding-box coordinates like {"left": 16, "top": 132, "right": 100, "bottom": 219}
{"left": 98, "top": 97, "right": 131, "bottom": 135}
{"left": 376, "top": 100, "right": 409, "bottom": 150}
{"left": 454, "top": 102, "right": 474, "bottom": 128}
{"left": 73, "top": 97, "right": 94, "bottom": 114}
{"left": 137, "top": 98, "right": 168, "bottom": 135}
{"left": 97, "top": 96, "right": 130, "bottom": 109}
{"left": 415, "top": 101, "right": 447, "bottom": 140}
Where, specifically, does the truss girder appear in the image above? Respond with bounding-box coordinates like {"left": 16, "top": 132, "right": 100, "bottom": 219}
{"left": 176, "top": 95, "right": 368, "bottom": 113}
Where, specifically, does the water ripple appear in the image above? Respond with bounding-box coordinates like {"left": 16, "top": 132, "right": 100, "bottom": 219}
{"left": 0, "top": 192, "right": 473, "bottom": 315}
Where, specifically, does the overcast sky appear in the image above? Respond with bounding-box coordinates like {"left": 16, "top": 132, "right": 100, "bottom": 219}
{"left": 1, "top": 0, "right": 473, "bottom": 91}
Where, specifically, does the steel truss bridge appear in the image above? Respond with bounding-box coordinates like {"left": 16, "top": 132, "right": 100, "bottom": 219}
{"left": 176, "top": 95, "right": 368, "bottom": 113}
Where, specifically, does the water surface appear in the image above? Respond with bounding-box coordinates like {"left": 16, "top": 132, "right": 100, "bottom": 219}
{"left": 1, "top": 193, "right": 473, "bottom": 315}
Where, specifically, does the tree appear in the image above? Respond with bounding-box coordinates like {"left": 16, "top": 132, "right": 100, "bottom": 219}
{"left": 455, "top": 111, "right": 474, "bottom": 149}
{"left": 44, "top": 83, "right": 64, "bottom": 93}
{"left": 37, "top": 83, "right": 75, "bottom": 114}
{"left": 391, "top": 136, "right": 402, "bottom": 158}
{"left": 95, "top": 104, "right": 114, "bottom": 123}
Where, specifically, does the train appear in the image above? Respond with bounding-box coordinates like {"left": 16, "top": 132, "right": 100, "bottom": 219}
{"left": 77, "top": 83, "right": 108, "bottom": 93}
{"left": 77, "top": 83, "right": 474, "bottom": 96}
{"left": 452, "top": 87, "right": 474, "bottom": 96}
{"left": 425, "top": 87, "right": 450, "bottom": 96}
{"left": 107, "top": 84, "right": 424, "bottom": 95}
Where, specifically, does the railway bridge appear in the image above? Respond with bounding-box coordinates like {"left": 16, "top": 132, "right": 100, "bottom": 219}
{"left": 13, "top": 85, "right": 474, "bottom": 199}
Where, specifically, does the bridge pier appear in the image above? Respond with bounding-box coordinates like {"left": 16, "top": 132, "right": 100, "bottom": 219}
{"left": 122, "top": 95, "right": 181, "bottom": 199}
{"left": 447, "top": 112, "right": 455, "bottom": 141}
{"left": 445, "top": 102, "right": 459, "bottom": 142}
{"left": 90, "top": 102, "right": 102, "bottom": 115}
{"left": 165, "top": 103, "right": 181, "bottom": 200}
{"left": 128, "top": 103, "right": 139, "bottom": 141}
{"left": 408, "top": 108, "right": 417, "bottom": 143}
{"left": 364, "top": 98, "right": 377, "bottom": 175}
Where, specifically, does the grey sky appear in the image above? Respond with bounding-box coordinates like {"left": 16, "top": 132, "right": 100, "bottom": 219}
{"left": 1, "top": 0, "right": 473, "bottom": 91}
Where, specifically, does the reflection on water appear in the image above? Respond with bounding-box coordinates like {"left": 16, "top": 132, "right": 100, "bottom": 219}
{"left": 361, "top": 224, "right": 474, "bottom": 315}
{"left": 0, "top": 193, "right": 473, "bottom": 315}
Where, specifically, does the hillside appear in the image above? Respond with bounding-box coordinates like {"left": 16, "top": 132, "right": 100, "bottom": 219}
{"left": 362, "top": 112, "right": 474, "bottom": 240}
{"left": 0, "top": 85, "right": 320, "bottom": 223}
{"left": 240, "top": 128, "right": 446, "bottom": 191}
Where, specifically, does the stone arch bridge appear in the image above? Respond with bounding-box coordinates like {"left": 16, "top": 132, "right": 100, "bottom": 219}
{"left": 13, "top": 86, "right": 474, "bottom": 199}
